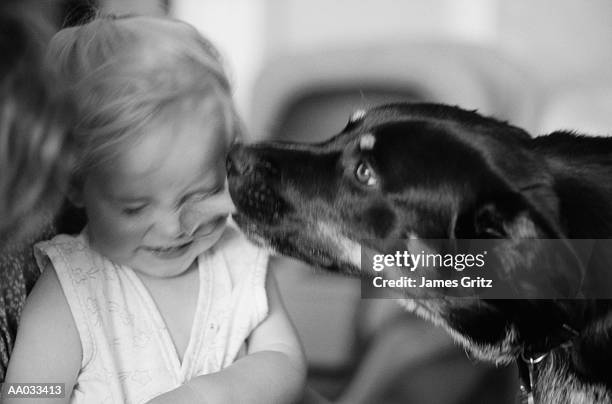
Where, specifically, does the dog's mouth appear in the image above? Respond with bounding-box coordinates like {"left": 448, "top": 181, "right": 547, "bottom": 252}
{"left": 232, "top": 211, "right": 350, "bottom": 271}
{"left": 227, "top": 150, "right": 344, "bottom": 270}
{"left": 231, "top": 212, "right": 277, "bottom": 248}
{"left": 229, "top": 179, "right": 291, "bottom": 224}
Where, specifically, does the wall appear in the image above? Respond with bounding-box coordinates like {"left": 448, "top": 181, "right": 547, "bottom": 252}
{"left": 262, "top": 0, "right": 612, "bottom": 88}
{"left": 172, "top": 0, "right": 266, "bottom": 123}
{"left": 173, "top": 0, "right": 612, "bottom": 129}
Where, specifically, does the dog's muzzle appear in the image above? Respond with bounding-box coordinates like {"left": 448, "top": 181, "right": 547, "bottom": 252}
{"left": 226, "top": 143, "right": 291, "bottom": 225}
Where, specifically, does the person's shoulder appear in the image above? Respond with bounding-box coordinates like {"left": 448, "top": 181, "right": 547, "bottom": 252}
{"left": 212, "top": 219, "right": 270, "bottom": 280}
{"left": 26, "top": 263, "right": 75, "bottom": 322}
{"left": 5, "top": 262, "right": 83, "bottom": 388}
{"left": 215, "top": 219, "right": 265, "bottom": 255}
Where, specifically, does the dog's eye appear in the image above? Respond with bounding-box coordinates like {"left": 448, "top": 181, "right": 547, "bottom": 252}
{"left": 355, "top": 161, "right": 378, "bottom": 187}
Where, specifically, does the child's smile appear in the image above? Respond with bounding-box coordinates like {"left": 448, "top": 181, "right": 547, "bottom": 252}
{"left": 142, "top": 239, "right": 194, "bottom": 258}
{"left": 141, "top": 215, "right": 227, "bottom": 257}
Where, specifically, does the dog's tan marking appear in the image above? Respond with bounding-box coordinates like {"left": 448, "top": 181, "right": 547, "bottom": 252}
{"left": 398, "top": 298, "right": 518, "bottom": 365}
{"left": 315, "top": 221, "right": 362, "bottom": 269}
{"left": 359, "top": 133, "right": 376, "bottom": 151}
{"left": 349, "top": 109, "right": 366, "bottom": 122}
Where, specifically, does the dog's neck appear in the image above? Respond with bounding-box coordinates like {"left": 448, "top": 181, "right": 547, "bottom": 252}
{"left": 441, "top": 299, "right": 612, "bottom": 401}
{"left": 532, "top": 349, "right": 612, "bottom": 403}
{"left": 516, "top": 323, "right": 579, "bottom": 403}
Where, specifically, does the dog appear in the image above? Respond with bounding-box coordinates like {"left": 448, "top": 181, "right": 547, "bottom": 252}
{"left": 227, "top": 103, "right": 612, "bottom": 403}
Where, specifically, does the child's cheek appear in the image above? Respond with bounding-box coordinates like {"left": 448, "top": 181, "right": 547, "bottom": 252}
{"left": 180, "top": 202, "right": 209, "bottom": 232}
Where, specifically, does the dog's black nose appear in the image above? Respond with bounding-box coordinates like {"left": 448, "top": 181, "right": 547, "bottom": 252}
{"left": 227, "top": 142, "right": 253, "bottom": 176}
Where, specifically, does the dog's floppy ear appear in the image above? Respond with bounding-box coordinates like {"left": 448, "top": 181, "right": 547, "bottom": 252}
{"left": 471, "top": 192, "right": 543, "bottom": 239}
{"left": 456, "top": 187, "right": 585, "bottom": 298}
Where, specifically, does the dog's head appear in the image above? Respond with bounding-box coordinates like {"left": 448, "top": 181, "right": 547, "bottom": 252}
{"left": 227, "top": 103, "right": 604, "bottom": 368}
{"left": 228, "top": 103, "right": 576, "bottom": 272}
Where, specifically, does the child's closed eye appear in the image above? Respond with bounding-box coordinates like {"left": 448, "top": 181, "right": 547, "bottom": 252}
{"left": 121, "top": 204, "right": 148, "bottom": 216}
{"left": 183, "top": 185, "right": 223, "bottom": 203}
{"left": 185, "top": 191, "right": 210, "bottom": 202}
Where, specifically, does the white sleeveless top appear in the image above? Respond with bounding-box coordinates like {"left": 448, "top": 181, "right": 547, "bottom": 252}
{"left": 34, "top": 226, "right": 269, "bottom": 404}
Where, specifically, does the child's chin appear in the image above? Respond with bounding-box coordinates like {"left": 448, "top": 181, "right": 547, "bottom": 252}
{"left": 131, "top": 248, "right": 195, "bottom": 277}
{"left": 136, "top": 257, "right": 197, "bottom": 278}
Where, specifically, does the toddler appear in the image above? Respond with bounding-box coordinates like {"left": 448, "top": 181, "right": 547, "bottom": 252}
{"left": 5, "top": 15, "right": 306, "bottom": 404}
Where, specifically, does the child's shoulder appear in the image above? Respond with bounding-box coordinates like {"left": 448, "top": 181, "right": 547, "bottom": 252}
{"left": 215, "top": 219, "right": 267, "bottom": 256}
{"left": 211, "top": 219, "right": 270, "bottom": 281}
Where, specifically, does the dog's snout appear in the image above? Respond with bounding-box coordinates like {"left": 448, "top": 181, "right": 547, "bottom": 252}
{"left": 227, "top": 142, "right": 289, "bottom": 225}
{"left": 227, "top": 143, "right": 279, "bottom": 178}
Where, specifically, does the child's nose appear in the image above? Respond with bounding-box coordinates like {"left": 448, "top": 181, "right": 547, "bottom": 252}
{"left": 157, "top": 209, "right": 184, "bottom": 239}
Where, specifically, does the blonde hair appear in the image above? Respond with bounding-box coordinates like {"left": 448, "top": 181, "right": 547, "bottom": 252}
{"left": 46, "top": 14, "right": 240, "bottom": 179}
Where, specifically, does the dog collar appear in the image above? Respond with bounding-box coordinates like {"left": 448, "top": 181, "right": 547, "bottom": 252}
{"left": 516, "top": 323, "right": 579, "bottom": 404}
{"left": 518, "top": 351, "right": 548, "bottom": 404}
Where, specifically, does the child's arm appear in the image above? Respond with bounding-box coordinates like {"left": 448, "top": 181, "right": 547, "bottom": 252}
{"left": 147, "top": 269, "right": 308, "bottom": 404}
{"left": 4, "top": 263, "right": 81, "bottom": 404}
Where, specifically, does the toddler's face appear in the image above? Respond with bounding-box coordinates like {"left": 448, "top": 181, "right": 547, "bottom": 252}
{"left": 81, "top": 102, "right": 234, "bottom": 278}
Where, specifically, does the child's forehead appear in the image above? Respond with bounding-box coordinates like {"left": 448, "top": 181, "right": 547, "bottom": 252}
{"left": 105, "top": 103, "right": 228, "bottom": 179}
{"left": 159, "top": 95, "right": 230, "bottom": 134}
{"left": 92, "top": 138, "right": 224, "bottom": 202}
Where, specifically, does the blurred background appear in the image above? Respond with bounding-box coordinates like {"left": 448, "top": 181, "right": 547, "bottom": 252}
{"left": 29, "top": 0, "right": 612, "bottom": 402}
